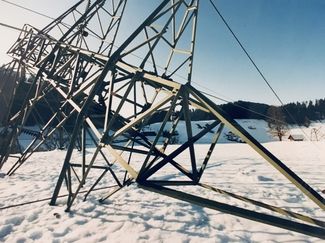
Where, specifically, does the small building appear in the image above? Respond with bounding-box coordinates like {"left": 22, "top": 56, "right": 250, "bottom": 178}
{"left": 288, "top": 134, "right": 304, "bottom": 141}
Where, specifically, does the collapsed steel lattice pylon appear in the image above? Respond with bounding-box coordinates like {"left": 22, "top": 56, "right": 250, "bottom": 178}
{"left": 0, "top": 0, "right": 324, "bottom": 239}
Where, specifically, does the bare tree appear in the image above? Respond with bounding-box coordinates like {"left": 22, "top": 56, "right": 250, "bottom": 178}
{"left": 267, "top": 106, "right": 288, "bottom": 141}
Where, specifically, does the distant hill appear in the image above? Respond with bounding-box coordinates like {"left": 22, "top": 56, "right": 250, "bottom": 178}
{"left": 149, "top": 100, "right": 325, "bottom": 126}
{"left": 1, "top": 66, "right": 324, "bottom": 127}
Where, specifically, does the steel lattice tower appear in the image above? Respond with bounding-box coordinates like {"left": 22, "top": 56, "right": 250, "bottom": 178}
{"left": 0, "top": 0, "right": 324, "bottom": 238}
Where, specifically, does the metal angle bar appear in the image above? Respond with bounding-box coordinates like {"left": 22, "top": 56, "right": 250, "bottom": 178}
{"left": 11, "top": 79, "right": 43, "bottom": 126}
{"left": 121, "top": 31, "right": 166, "bottom": 58}
{"left": 84, "top": 126, "right": 127, "bottom": 189}
{"left": 189, "top": 85, "right": 325, "bottom": 210}
{"left": 161, "top": 109, "right": 182, "bottom": 152}
{"left": 112, "top": 92, "right": 176, "bottom": 140}
{"left": 139, "top": 184, "right": 325, "bottom": 239}
{"left": 103, "top": 69, "right": 115, "bottom": 132}
{"left": 114, "top": 132, "right": 152, "bottom": 149}
{"left": 142, "top": 71, "right": 181, "bottom": 90}
{"left": 41, "top": 0, "right": 86, "bottom": 33}
{"left": 35, "top": 38, "right": 48, "bottom": 65}
{"left": 139, "top": 3, "right": 184, "bottom": 69}
{"left": 139, "top": 88, "right": 181, "bottom": 174}
{"left": 83, "top": 169, "right": 109, "bottom": 201}
{"left": 182, "top": 89, "right": 197, "bottom": 179}
{"left": 95, "top": 6, "right": 105, "bottom": 37}
{"left": 53, "top": 52, "right": 77, "bottom": 76}
{"left": 172, "top": 0, "right": 176, "bottom": 41}
{"left": 69, "top": 164, "right": 109, "bottom": 170}
{"left": 144, "top": 27, "right": 159, "bottom": 74}
{"left": 111, "top": 145, "right": 154, "bottom": 156}
{"left": 164, "top": 157, "right": 193, "bottom": 180}
{"left": 113, "top": 93, "right": 145, "bottom": 110}
{"left": 103, "top": 144, "right": 138, "bottom": 179}
{"left": 99, "top": 183, "right": 125, "bottom": 203}
{"left": 163, "top": 3, "right": 194, "bottom": 73}
{"left": 148, "top": 25, "right": 173, "bottom": 48}
{"left": 139, "top": 120, "right": 220, "bottom": 181}
{"left": 85, "top": 123, "right": 140, "bottom": 172}
{"left": 186, "top": 1, "right": 199, "bottom": 83}
{"left": 123, "top": 140, "right": 135, "bottom": 185}
{"left": 70, "top": 164, "right": 82, "bottom": 183}
{"left": 197, "top": 122, "right": 224, "bottom": 180}
{"left": 65, "top": 167, "right": 73, "bottom": 206}
{"left": 73, "top": 70, "right": 103, "bottom": 98}
{"left": 111, "top": 78, "right": 132, "bottom": 94}
{"left": 25, "top": 37, "right": 49, "bottom": 64}
{"left": 72, "top": 159, "right": 122, "bottom": 195}
{"left": 139, "top": 80, "right": 150, "bottom": 108}
{"left": 137, "top": 132, "right": 195, "bottom": 181}
{"left": 81, "top": 122, "right": 86, "bottom": 182}
{"left": 151, "top": 1, "right": 182, "bottom": 24}
{"left": 145, "top": 180, "right": 197, "bottom": 186}
{"left": 66, "top": 145, "right": 102, "bottom": 211}
{"left": 175, "top": 6, "right": 195, "bottom": 43}
{"left": 105, "top": 161, "right": 123, "bottom": 188}
{"left": 103, "top": 0, "right": 127, "bottom": 57}
{"left": 166, "top": 56, "right": 191, "bottom": 78}
{"left": 7, "top": 28, "right": 33, "bottom": 57}
{"left": 114, "top": 61, "right": 181, "bottom": 89}
{"left": 84, "top": 126, "right": 114, "bottom": 166}
{"left": 104, "top": 76, "right": 137, "bottom": 135}
{"left": 199, "top": 183, "right": 325, "bottom": 228}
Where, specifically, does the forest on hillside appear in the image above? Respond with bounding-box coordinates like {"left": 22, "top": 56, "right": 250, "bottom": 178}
{"left": 147, "top": 100, "right": 325, "bottom": 127}
{"left": 1, "top": 66, "right": 324, "bottom": 127}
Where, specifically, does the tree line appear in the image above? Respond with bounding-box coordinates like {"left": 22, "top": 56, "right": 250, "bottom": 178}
{"left": 185, "top": 100, "right": 325, "bottom": 126}
{"left": 1, "top": 66, "right": 324, "bottom": 127}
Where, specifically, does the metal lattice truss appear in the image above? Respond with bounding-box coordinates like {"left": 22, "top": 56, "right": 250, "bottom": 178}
{"left": 0, "top": 0, "right": 324, "bottom": 239}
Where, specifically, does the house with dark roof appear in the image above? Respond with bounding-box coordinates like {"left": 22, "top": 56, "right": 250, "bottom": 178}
{"left": 288, "top": 134, "right": 304, "bottom": 141}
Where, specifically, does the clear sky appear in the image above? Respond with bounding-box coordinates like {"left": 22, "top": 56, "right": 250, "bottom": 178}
{"left": 0, "top": 0, "right": 324, "bottom": 105}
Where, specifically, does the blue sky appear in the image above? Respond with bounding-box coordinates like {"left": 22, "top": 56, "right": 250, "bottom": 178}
{"left": 0, "top": 0, "right": 324, "bottom": 105}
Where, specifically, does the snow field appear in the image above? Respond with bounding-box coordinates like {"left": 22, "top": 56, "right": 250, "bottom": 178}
{"left": 0, "top": 141, "right": 324, "bottom": 242}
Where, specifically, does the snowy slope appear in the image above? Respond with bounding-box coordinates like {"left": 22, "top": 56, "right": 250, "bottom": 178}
{"left": 13, "top": 119, "right": 325, "bottom": 152}
{"left": 148, "top": 119, "right": 275, "bottom": 144}
{"left": 148, "top": 119, "right": 325, "bottom": 144}
{"left": 0, "top": 141, "right": 324, "bottom": 242}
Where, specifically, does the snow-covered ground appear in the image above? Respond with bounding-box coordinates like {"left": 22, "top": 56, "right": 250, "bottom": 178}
{"left": 148, "top": 119, "right": 275, "bottom": 144}
{"left": 149, "top": 119, "right": 325, "bottom": 144}
{"left": 1, "top": 140, "right": 324, "bottom": 242}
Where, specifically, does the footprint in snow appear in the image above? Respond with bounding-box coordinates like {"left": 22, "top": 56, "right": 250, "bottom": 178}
{"left": 52, "top": 227, "right": 69, "bottom": 237}
{"left": 5, "top": 215, "right": 25, "bottom": 226}
{"left": 284, "top": 194, "right": 302, "bottom": 204}
{"left": 257, "top": 175, "right": 274, "bottom": 182}
{"left": 30, "top": 231, "right": 43, "bottom": 240}
{"left": 27, "top": 211, "right": 40, "bottom": 222}
{"left": 82, "top": 204, "right": 96, "bottom": 213}
{"left": 0, "top": 225, "right": 13, "bottom": 239}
